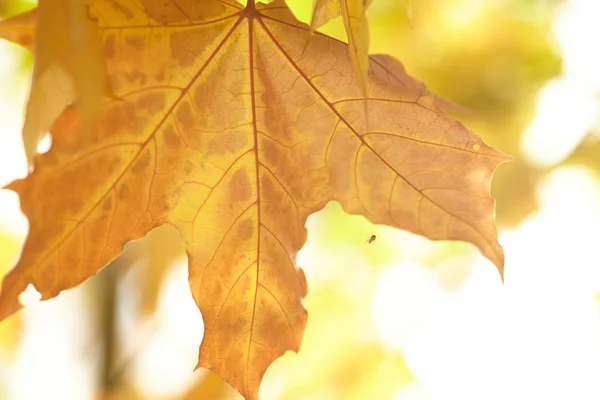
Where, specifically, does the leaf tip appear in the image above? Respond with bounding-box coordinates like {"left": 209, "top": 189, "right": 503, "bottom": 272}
{"left": 3, "top": 178, "right": 25, "bottom": 194}
{"left": 496, "top": 256, "right": 505, "bottom": 284}
{"left": 488, "top": 240, "right": 505, "bottom": 283}
{"left": 0, "top": 280, "right": 25, "bottom": 324}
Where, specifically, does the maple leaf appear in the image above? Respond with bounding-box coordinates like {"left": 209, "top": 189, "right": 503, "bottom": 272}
{"left": 0, "top": 0, "right": 111, "bottom": 167}
{"left": 310, "top": 0, "right": 373, "bottom": 97}
{"left": 0, "top": 0, "right": 507, "bottom": 398}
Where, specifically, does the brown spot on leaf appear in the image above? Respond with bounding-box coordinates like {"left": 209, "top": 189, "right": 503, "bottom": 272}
{"left": 229, "top": 170, "right": 251, "bottom": 202}
{"left": 125, "top": 35, "right": 146, "bottom": 50}
{"left": 169, "top": 29, "right": 206, "bottom": 67}
{"left": 162, "top": 124, "right": 181, "bottom": 148}
{"left": 125, "top": 70, "right": 148, "bottom": 85}
{"left": 237, "top": 218, "right": 254, "bottom": 241}
{"left": 102, "top": 197, "right": 113, "bottom": 211}
{"left": 118, "top": 184, "right": 130, "bottom": 200}
{"left": 132, "top": 150, "right": 151, "bottom": 174}
{"left": 104, "top": 34, "right": 116, "bottom": 59}
{"left": 176, "top": 102, "right": 194, "bottom": 128}
{"left": 108, "top": 0, "right": 133, "bottom": 19}
{"left": 260, "top": 174, "right": 281, "bottom": 204}
{"left": 183, "top": 160, "right": 193, "bottom": 176}
{"left": 208, "top": 130, "right": 249, "bottom": 156}
{"left": 137, "top": 92, "right": 166, "bottom": 115}
{"left": 17, "top": 33, "right": 33, "bottom": 48}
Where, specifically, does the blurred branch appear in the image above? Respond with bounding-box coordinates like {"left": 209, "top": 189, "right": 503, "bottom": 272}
{"left": 92, "top": 253, "right": 163, "bottom": 400}
{"left": 96, "top": 258, "right": 122, "bottom": 398}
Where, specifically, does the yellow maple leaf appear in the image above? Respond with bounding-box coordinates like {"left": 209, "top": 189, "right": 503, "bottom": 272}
{"left": 0, "top": 0, "right": 506, "bottom": 398}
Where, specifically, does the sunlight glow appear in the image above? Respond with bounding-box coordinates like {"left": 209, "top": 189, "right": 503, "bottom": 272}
{"left": 0, "top": 42, "right": 27, "bottom": 186}
{"left": 370, "top": 262, "right": 442, "bottom": 351}
{"left": 395, "top": 383, "right": 429, "bottom": 400}
{"left": 36, "top": 133, "right": 52, "bottom": 154}
{"left": 520, "top": 79, "right": 597, "bottom": 166}
{"left": 554, "top": 0, "right": 600, "bottom": 89}
{"left": 521, "top": 0, "right": 600, "bottom": 167}
{"left": 0, "top": 42, "right": 28, "bottom": 235}
{"left": 392, "top": 166, "right": 600, "bottom": 400}
{"left": 501, "top": 166, "right": 600, "bottom": 400}
{"left": 440, "top": 0, "right": 485, "bottom": 32}
{"left": 367, "top": 165, "right": 600, "bottom": 400}
{"left": 17, "top": 284, "right": 41, "bottom": 308}
{"left": 399, "top": 264, "right": 506, "bottom": 400}
{"left": 8, "top": 287, "right": 97, "bottom": 400}
{"left": 131, "top": 261, "right": 205, "bottom": 399}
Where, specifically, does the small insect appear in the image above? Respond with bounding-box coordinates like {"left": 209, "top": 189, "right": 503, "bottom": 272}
{"left": 367, "top": 234, "right": 377, "bottom": 244}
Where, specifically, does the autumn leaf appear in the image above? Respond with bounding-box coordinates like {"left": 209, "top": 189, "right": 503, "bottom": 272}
{"left": 0, "top": 0, "right": 506, "bottom": 399}
{"left": 0, "top": 0, "right": 111, "bottom": 166}
{"left": 310, "top": 0, "right": 373, "bottom": 97}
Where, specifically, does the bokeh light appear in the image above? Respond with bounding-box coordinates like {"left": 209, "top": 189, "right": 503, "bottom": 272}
{"left": 521, "top": 0, "right": 600, "bottom": 167}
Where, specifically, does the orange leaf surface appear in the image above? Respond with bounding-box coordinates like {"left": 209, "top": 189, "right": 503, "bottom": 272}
{"left": 0, "top": 0, "right": 507, "bottom": 398}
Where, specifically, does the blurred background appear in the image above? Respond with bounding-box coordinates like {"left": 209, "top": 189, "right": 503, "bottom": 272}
{"left": 1, "top": 0, "right": 600, "bottom": 399}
